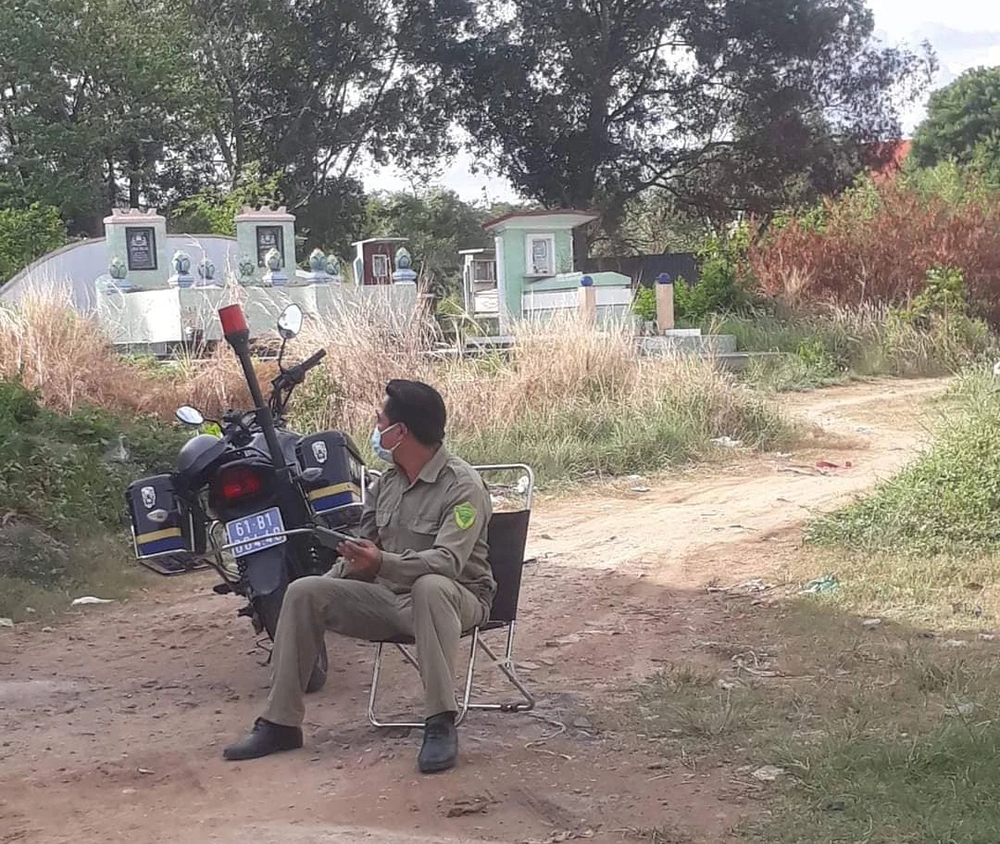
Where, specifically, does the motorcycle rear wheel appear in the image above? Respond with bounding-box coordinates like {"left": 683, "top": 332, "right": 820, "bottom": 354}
{"left": 253, "top": 591, "right": 329, "bottom": 694}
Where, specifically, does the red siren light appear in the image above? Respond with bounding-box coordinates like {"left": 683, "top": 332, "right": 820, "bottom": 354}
{"left": 219, "top": 304, "right": 249, "bottom": 337}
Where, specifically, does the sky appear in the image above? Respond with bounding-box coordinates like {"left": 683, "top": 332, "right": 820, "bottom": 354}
{"left": 362, "top": 0, "right": 1000, "bottom": 204}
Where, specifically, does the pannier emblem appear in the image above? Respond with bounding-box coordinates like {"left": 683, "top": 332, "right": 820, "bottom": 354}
{"left": 312, "top": 441, "right": 328, "bottom": 464}
{"left": 141, "top": 486, "right": 157, "bottom": 509}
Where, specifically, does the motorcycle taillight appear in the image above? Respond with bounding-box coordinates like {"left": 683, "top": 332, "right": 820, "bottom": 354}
{"left": 218, "top": 465, "right": 263, "bottom": 501}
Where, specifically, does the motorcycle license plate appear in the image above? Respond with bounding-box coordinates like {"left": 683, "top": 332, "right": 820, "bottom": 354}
{"left": 225, "top": 507, "right": 287, "bottom": 558}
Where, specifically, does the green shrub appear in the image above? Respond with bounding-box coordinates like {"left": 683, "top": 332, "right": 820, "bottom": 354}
{"left": 898, "top": 265, "right": 969, "bottom": 328}
{"left": 171, "top": 163, "right": 283, "bottom": 237}
{"left": 0, "top": 378, "right": 187, "bottom": 617}
{"left": 675, "top": 225, "right": 753, "bottom": 322}
{"left": 0, "top": 203, "right": 67, "bottom": 281}
{"left": 631, "top": 285, "right": 657, "bottom": 321}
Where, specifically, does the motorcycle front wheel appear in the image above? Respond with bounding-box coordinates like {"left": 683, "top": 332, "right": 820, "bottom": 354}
{"left": 253, "top": 591, "right": 329, "bottom": 694}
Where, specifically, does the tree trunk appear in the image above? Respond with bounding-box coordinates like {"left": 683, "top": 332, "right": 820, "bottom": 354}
{"left": 573, "top": 224, "right": 592, "bottom": 273}
{"left": 106, "top": 157, "right": 118, "bottom": 211}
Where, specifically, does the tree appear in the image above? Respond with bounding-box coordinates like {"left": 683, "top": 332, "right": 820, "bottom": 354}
{"left": 170, "top": 164, "right": 284, "bottom": 237}
{"left": 591, "top": 190, "right": 710, "bottom": 257}
{"left": 0, "top": 0, "right": 205, "bottom": 235}
{"left": 180, "top": 0, "right": 462, "bottom": 252}
{"left": 0, "top": 203, "right": 67, "bottom": 281}
{"left": 426, "top": 0, "right": 936, "bottom": 252}
{"left": 912, "top": 65, "right": 1000, "bottom": 182}
{"left": 0, "top": 0, "right": 463, "bottom": 246}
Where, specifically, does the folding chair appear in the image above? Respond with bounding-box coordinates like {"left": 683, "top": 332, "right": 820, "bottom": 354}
{"left": 366, "top": 463, "right": 536, "bottom": 729}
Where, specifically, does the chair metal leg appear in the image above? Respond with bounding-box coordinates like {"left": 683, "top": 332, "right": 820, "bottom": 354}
{"left": 368, "top": 622, "right": 536, "bottom": 730}
{"left": 455, "top": 628, "right": 480, "bottom": 726}
{"left": 467, "top": 621, "right": 536, "bottom": 714}
{"left": 367, "top": 642, "right": 425, "bottom": 729}
{"left": 395, "top": 643, "right": 421, "bottom": 671}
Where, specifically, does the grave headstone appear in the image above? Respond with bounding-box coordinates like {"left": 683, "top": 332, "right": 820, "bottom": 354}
{"left": 325, "top": 253, "right": 344, "bottom": 283}
{"left": 195, "top": 257, "right": 219, "bottom": 288}
{"left": 261, "top": 247, "right": 288, "bottom": 287}
{"left": 234, "top": 206, "right": 297, "bottom": 285}
{"left": 392, "top": 246, "right": 417, "bottom": 284}
{"left": 302, "top": 248, "right": 331, "bottom": 284}
{"left": 103, "top": 208, "right": 169, "bottom": 290}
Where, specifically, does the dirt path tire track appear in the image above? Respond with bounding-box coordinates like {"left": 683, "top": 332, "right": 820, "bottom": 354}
{"left": 529, "top": 377, "right": 948, "bottom": 582}
{"left": 0, "top": 377, "right": 950, "bottom": 844}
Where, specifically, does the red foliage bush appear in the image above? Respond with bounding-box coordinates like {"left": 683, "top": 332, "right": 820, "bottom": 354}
{"left": 748, "top": 180, "right": 1000, "bottom": 324}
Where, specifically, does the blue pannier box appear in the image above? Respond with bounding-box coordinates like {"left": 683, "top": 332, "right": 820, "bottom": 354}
{"left": 126, "top": 474, "right": 193, "bottom": 558}
{"left": 296, "top": 431, "right": 365, "bottom": 527}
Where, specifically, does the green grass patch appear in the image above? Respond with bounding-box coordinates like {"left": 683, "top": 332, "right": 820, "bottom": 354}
{"left": 759, "top": 719, "right": 1000, "bottom": 844}
{"left": 0, "top": 379, "right": 186, "bottom": 620}
{"left": 744, "top": 609, "right": 1000, "bottom": 843}
{"left": 628, "top": 601, "right": 1000, "bottom": 844}
{"left": 807, "top": 368, "right": 1000, "bottom": 557}
{"left": 706, "top": 363, "right": 1000, "bottom": 840}
{"left": 444, "top": 383, "right": 793, "bottom": 485}
{"left": 701, "top": 307, "right": 998, "bottom": 392}
{"left": 790, "top": 548, "right": 1000, "bottom": 629}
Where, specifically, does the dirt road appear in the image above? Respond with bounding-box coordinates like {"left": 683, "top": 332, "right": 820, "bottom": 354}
{"left": 0, "top": 378, "right": 949, "bottom": 844}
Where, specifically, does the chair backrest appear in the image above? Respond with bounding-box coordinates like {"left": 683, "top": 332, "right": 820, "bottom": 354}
{"left": 485, "top": 509, "right": 531, "bottom": 624}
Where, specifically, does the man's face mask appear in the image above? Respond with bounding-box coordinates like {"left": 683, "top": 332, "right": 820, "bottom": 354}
{"left": 371, "top": 422, "right": 401, "bottom": 463}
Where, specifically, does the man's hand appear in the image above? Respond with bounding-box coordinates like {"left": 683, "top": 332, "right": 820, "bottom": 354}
{"left": 337, "top": 538, "right": 382, "bottom": 581}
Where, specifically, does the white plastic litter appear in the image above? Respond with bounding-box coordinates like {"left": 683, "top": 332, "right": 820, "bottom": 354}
{"left": 71, "top": 596, "right": 115, "bottom": 606}
{"left": 752, "top": 765, "right": 787, "bottom": 782}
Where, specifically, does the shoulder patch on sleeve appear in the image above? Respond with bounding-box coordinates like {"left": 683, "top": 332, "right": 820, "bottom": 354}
{"left": 454, "top": 501, "right": 476, "bottom": 530}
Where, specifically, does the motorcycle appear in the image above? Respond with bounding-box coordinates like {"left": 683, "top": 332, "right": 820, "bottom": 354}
{"left": 125, "top": 302, "right": 369, "bottom": 693}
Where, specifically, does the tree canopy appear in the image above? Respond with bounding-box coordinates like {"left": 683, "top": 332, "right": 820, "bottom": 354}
{"left": 0, "top": 0, "right": 458, "bottom": 246}
{"left": 912, "top": 65, "right": 1000, "bottom": 183}
{"left": 0, "top": 0, "right": 937, "bottom": 262}
{"left": 425, "top": 0, "right": 935, "bottom": 232}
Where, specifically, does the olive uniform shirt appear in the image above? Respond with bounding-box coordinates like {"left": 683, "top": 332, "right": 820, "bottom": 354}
{"left": 330, "top": 446, "right": 496, "bottom": 618}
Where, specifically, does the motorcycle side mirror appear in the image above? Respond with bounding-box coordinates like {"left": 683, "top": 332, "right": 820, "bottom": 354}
{"left": 176, "top": 406, "right": 205, "bottom": 426}
{"left": 277, "top": 304, "right": 303, "bottom": 340}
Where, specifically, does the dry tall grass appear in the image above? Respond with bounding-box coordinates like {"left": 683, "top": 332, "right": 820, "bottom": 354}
{"left": 0, "top": 292, "right": 790, "bottom": 483}
{"left": 292, "top": 305, "right": 790, "bottom": 481}
{"left": 0, "top": 291, "right": 258, "bottom": 418}
{"left": 706, "top": 301, "right": 996, "bottom": 392}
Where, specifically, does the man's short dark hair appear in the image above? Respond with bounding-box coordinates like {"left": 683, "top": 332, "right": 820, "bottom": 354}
{"left": 384, "top": 379, "right": 446, "bottom": 446}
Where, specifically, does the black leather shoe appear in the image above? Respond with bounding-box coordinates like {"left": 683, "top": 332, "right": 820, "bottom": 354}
{"left": 223, "top": 718, "right": 303, "bottom": 761}
{"left": 418, "top": 711, "right": 458, "bottom": 773}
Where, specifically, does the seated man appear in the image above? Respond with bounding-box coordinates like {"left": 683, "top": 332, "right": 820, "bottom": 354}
{"left": 223, "top": 379, "right": 495, "bottom": 774}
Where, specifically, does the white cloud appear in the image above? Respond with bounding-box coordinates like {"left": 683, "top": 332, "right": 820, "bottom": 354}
{"left": 868, "top": 0, "right": 1000, "bottom": 131}
{"left": 363, "top": 147, "right": 520, "bottom": 204}
{"left": 868, "top": 0, "right": 1000, "bottom": 38}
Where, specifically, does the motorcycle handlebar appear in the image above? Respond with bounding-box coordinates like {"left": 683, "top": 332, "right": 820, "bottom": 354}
{"left": 300, "top": 348, "right": 327, "bottom": 373}
{"left": 279, "top": 348, "right": 327, "bottom": 387}
{"left": 217, "top": 349, "right": 326, "bottom": 436}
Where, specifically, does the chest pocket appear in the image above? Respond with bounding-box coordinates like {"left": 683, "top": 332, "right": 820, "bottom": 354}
{"left": 406, "top": 496, "right": 444, "bottom": 550}
{"left": 410, "top": 506, "right": 443, "bottom": 538}
{"left": 373, "top": 493, "right": 441, "bottom": 549}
